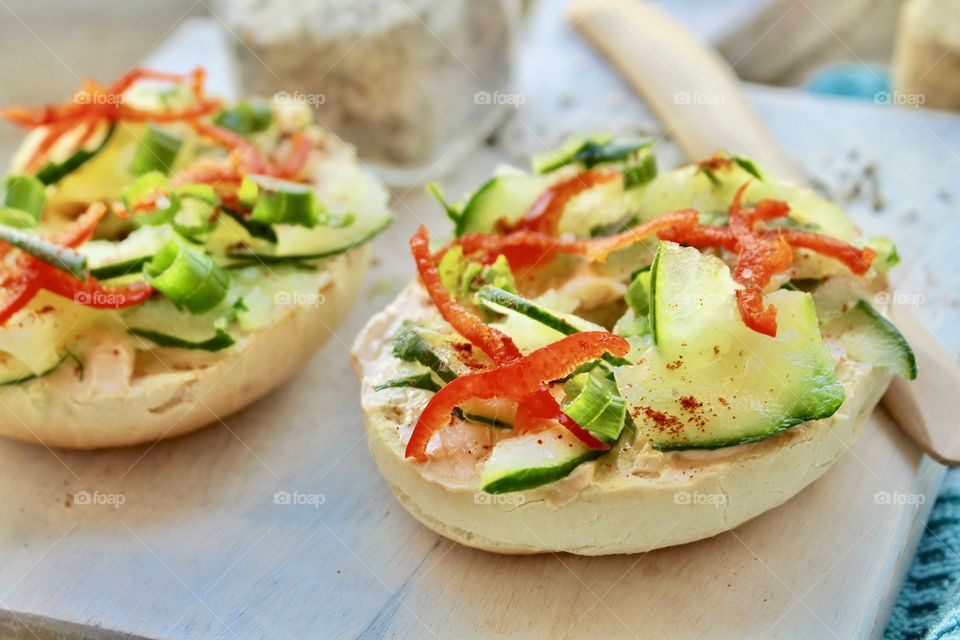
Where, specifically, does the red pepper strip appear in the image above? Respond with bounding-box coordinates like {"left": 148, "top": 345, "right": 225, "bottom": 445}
{"left": 0, "top": 201, "right": 104, "bottom": 262}
{"left": 411, "top": 227, "right": 609, "bottom": 451}
{"left": 34, "top": 262, "right": 154, "bottom": 309}
{"left": 188, "top": 120, "right": 268, "bottom": 174}
{"left": 2, "top": 68, "right": 220, "bottom": 186}
{"left": 657, "top": 224, "right": 738, "bottom": 252}
{"left": 411, "top": 225, "right": 521, "bottom": 365}
{"left": 583, "top": 210, "right": 700, "bottom": 262}
{"left": 507, "top": 170, "right": 621, "bottom": 235}
{"left": 445, "top": 229, "right": 576, "bottom": 269}
{"left": 53, "top": 202, "right": 108, "bottom": 247}
{"left": 405, "top": 332, "right": 628, "bottom": 460}
{"left": 25, "top": 119, "right": 77, "bottom": 172}
{"left": 450, "top": 209, "right": 699, "bottom": 267}
{"left": 725, "top": 182, "right": 785, "bottom": 336}
{"left": 727, "top": 181, "right": 751, "bottom": 236}
{"left": 0, "top": 269, "right": 41, "bottom": 325}
{"left": 0, "top": 203, "right": 153, "bottom": 324}
{"left": 732, "top": 232, "right": 793, "bottom": 336}
{"left": 778, "top": 229, "right": 875, "bottom": 275}
{"left": 746, "top": 199, "right": 790, "bottom": 226}
{"left": 658, "top": 220, "right": 874, "bottom": 277}
{"left": 0, "top": 68, "right": 219, "bottom": 129}
{"left": 108, "top": 69, "right": 191, "bottom": 96}
{"left": 271, "top": 133, "right": 313, "bottom": 180}
{"left": 514, "top": 386, "right": 609, "bottom": 449}
{"left": 0, "top": 258, "right": 154, "bottom": 324}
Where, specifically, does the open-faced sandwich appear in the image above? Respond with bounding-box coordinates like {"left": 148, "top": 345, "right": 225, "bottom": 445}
{"left": 353, "top": 136, "right": 915, "bottom": 555}
{"left": 0, "top": 68, "right": 391, "bottom": 448}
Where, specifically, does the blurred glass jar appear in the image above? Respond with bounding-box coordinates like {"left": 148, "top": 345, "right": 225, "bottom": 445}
{"left": 216, "top": 0, "right": 520, "bottom": 186}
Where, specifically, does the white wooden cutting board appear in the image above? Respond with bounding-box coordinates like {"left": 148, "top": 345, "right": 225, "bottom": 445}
{"left": 0, "top": 4, "right": 957, "bottom": 638}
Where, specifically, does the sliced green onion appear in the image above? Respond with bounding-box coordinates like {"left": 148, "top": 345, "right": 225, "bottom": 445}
{"left": 374, "top": 372, "right": 442, "bottom": 393}
{"left": 533, "top": 134, "right": 652, "bottom": 173}
{"left": 426, "top": 182, "right": 463, "bottom": 222}
{"left": 733, "top": 155, "right": 763, "bottom": 181}
{"left": 144, "top": 241, "right": 229, "bottom": 314}
{"left": 533, "top": 133, "right": 612, "bottom": 173}
{"left": 36, "top": 123, "right": 115, "bottom": 185}
{"left": 90, "top": 255, "right": 152, "bottom": 280}
{"left": 623, "top": 153, "right": 658, "bottom": 190}
{"left": 625, "top": 268, "right": 651, "bottom": 316}
{"left": 172, "top": 197, "right": 218, "bottom": 239}
{"left": 563, "top": 374, "right": 627, "bottom": 443}
{"left": 237, "top": 175, "right": 259, "bottom": 210}
{"left": 222, "top": 207, "right": 278, "bottom": 243}
{"left": 698, "top": 165, "right": 721, "bottom": 186}
{"left": 130, "top": 327, "right": 235, "bottom": 352}
{"left": 0, "top": 175, "right": 45, "bottom": 227}
{"left": 121, "top": 171, "right": 180, "bottom": 226}
{"left": 245, "top": 175, "right": 319, "bottom": 228}
{"left": 176, "top": 183, "right": 219, "bottom": 206}
{"left": 213, "top": 100, "right": 273, "bottom": 136}
{"left": 438, "top": 245, "right": 466, "bottom": 294}
{"left": 574, "top": 139, "right": 652, "bottom": 169}
{"left": 438, "top": 247, "right": 516, "bottom": 300}
{"left": 0, "top": 225, "right": 87, "bottom": 278}
{"left": 866, "top": 236, "right": 900, "bottom": 273}
{"left": 129, "top": 125, "right": 183, "bottom": 176}
{"left": 392, "top": 322, "right": 458, "bottom": 383}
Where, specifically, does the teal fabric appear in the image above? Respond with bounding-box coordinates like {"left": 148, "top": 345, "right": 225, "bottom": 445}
{"left": 806, "top": 64, "right": 890, "bottom": 101}
{"left": 886, "top": 482, "right": 960, "bottom": 640}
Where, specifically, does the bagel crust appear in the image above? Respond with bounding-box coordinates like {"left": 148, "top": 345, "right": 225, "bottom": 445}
{"left": 0, "top": 244, "right": 369, "bottom": 449}
{"left": 353, "top": 282, "right": 893, "bottom": 555}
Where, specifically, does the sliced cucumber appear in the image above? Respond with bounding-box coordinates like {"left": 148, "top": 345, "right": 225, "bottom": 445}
{"left": 123, "top": 297, "right": 235, "bottom": 352}
{"left": 625, "top": 268, "right": 651, "bottom": 316}
{"left": 477, "top": 286, "right": 601, "bottom": 336}
{"left": 476, "top": 286, "right": 630, "bottom": 366}
{"left": 824, "top": 299, "right": 917, "bottom": 380}
{"left": 224, "top": 212, "right": 391, "bottom": 264}
{"left": 459, "top": 397, "right": 516, "bottom": 429}
{"left": 455, "top": 174, "right": 552, "bottom": 235}
{"left": 35, "top": 122, "right": 116, "bottom": 185}
{"left": 479, "top": 426, "right": 601, "bottom": 494}
{"left": 0, "top": 295, "right": 93, "bottom": 383}
{"left": 649, "top": 241, "right": 738, "bottom": 357}
{"left": 129, "top": 327, "right": 234, "bottom": 351}
{"left": 0, "top": 352, "right": 69, "bottom": 386}
{"left": 617, "top": 242, "right": 845, "bottom": 450}
{"left": 80, "top": 225, "right": 178, "bottom": 280}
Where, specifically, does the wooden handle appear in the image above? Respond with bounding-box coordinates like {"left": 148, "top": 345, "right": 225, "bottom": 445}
{"left": 885, "top": 308, "right": 960, "bottom": 465}
{"left": 569, "top": 0, "right": 960, "bottom": 465}
{"left": 568, "top": 0, "right": 804, "bottom": 182}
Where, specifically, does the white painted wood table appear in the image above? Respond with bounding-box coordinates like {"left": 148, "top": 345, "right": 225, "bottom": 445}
{"left": 0, "top": 4, "right": 958, "bottom": 638}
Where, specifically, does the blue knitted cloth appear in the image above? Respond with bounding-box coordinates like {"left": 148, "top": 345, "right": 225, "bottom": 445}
{"left": 885, "top": 479, "right": 960, "bottom": 639}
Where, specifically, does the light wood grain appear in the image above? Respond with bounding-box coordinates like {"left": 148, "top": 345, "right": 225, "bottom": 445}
{"left": 0, "top": 4, "right": 955, "bottom": 638}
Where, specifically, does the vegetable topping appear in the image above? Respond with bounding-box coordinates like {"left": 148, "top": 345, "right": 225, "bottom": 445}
{"left": 405, "top": 331, "right": 628, "bottom": 461}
